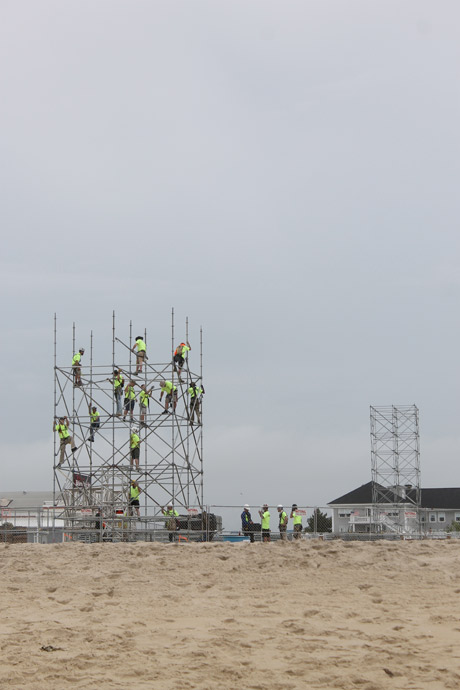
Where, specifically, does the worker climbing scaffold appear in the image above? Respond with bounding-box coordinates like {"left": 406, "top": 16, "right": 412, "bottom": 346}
{"left": 173, "top": 341, "right": 191, "bottom": 382}
{"left": 72, "top": 347, "right": 84, "bottom": 386}
{"left": 187, "top": 381, "right": 205, "bottom": 426}
{"left": 54, "top": 416, "right": 77, "bottom": 466}
{"left": 132, "top": 336, "right": 147, "bottom": 375}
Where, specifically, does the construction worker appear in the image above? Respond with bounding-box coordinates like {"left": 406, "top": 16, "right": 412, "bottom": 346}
{"left": 159, "top": 380, "right": 177, "bottom": 414}
{"left": 187, "top": 381, "right": 204, "bottom": 426}
{"left": 88, "top": 405, "right": 100, "bottom": 442}
{"left": 54, "top": 416, "right": 77, "bottom": 466}
{"left": 277, "top": 504, "right": 288, "bottom": 541}
{"left": 290, "top": 504, "right": 303, "bottom": 539}
{"left": 123, "top": 380, "right": 136, "bottom": 421}
{"left": 108, "top": 369, "right": 124, "bottom": 416}
{"left": 132, "top": 336, "right": 147, "bottom": 375}
{"left": 139, "top": 384, "right": 154, "bottom": 427}
{"left": 162, "top": 504, "right": 179, "bottom": 542}
{"left": 72, "top": 348, "right": 85, "bottom": 386}
{"left": 258, "top": 504, "right": 271, "bottom": 542}
{"left": 173, "top": 341, "right": 191, "bottom": 382}
{"left": 130, "top": 428, "right": 140, "bottom": 470}
{"left": 241, "top": 504, "right": 255, "bottom": 543}
{"left": 129, "top": 480, "right": 142, "bottom": 517}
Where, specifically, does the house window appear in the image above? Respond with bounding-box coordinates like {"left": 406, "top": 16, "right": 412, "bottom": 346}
{"left": 455, "top": 514, "right": 460, "bottom": 523}
{"left": 338, "top": 511, "right": 351, "bottom": 518}
{"left": 438, "top": 513, "right": 445, "bottom": 523}
{"left": 420, "top": 514, "right": 426, "bottom": 522}
{"left": 429, "top": 513, "right": 436, "bottom": 523}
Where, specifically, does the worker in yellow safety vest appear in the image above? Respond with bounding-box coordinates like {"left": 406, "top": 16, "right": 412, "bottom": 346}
{"left": 123, "top": 380, "right": 136, "bottom": 421}
{"left": 88, "top": 405, "right": 100, "bottom": 442}
{"left": 129, "top": 480, "right": 142, "bottom": 517}
{"left": 72, "top": 348, "right": 85, "bottom": 386}
{"left": 162, "top": 504, "right": 179, "bottom": 542}
{"left": 277, "top": 505, "right": 288, "bottom": 541}
{"left": 139, "top": 384, "right": 154, "bottom": 427}
{"left": 159, "top": 380, "right": 177, "bottom": 414}
{"left": 173, "top": 341, "right": 191, "bottom": 382}
{"left": 290, "top": 504, "right": 303, "bottom": 539}
{"left": 54, "top": 416, "right": 77, "bottom": 466}
{"left": 130, "top": 429, "right": 140, "bottom": 470}
{"left": 187, "top": 381, "right": 205, "bottom": 426}
{"left": 132, "top": 336, "right": 147, "bottom": 375}
{"left": 258, "top": 504, "right": 271, "bottom": 542}
{"left": 108, "top": 369, "right": 124, "bottom": 416}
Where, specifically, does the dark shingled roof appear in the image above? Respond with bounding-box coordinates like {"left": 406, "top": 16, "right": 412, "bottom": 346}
{"left": 328, "top": 482, "right": 460, "bottom": 510}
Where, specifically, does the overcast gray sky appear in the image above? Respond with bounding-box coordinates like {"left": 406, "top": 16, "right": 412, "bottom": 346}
{"left": 1, "top": 1, "right": 460, "bottom": 511}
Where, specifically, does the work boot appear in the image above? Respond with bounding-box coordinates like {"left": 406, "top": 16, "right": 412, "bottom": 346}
{"left": 71, "top": 446, "right": 77, "bottom": 453}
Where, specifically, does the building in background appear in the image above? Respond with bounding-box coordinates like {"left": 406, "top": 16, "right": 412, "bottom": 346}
{"left": 328, "top": 481, "right": 460, "bottom": 535}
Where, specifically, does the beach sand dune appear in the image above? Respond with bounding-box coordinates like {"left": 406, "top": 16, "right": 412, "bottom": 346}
{"left": 1, "top": 540, "right": 460, "bottom": 689}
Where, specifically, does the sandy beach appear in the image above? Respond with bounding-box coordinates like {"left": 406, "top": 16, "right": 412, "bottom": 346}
{"left": 1, "top": 539, "right": 460, "bottom": 689}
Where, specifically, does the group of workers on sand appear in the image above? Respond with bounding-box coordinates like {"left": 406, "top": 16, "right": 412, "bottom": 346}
{"left": 241, "top": 504, "right": 304, "bottom": 542}
{"left": 54, "top": 339, "right": 204, "bottom": 467}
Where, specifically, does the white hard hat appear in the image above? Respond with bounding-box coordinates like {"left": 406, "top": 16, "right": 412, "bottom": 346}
{"left": 277, "top": 504, "right": 283, "bottom": 508}
{"left": 244, "top": 504, "right": 250, "bottom": 509}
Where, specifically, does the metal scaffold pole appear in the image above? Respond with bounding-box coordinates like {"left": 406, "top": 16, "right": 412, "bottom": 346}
{"left": 52, "top": 313, "right": 57, "bottom": 540}
{"left": 200, "top": 325, "right": 204, "bottom": 510}
{"left": 53, "top": 311, "right": 205, "bottom": 543}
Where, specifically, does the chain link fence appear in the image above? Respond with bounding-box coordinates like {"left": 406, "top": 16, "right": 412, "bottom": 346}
{"left": 2, "top": 504, "right": 459, "bottom": 544}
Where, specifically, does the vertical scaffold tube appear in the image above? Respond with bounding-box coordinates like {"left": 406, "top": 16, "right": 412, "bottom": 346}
{"left": 185, "top": 316, "right": 189, "bottom": 509}
{"left": 89, "top": 330, "right": 93, "bottom": 503}
{"left": 53, "top": 314, "right": 57, "bottom": 537}
{"left": 112, "top": 311, "right": 116, "bottom": 505}
{"left": 171, "top": 308, "right": 175, "bottom": 507}
{"left": 200, "top": 325, "right": 204, "bottom": 511}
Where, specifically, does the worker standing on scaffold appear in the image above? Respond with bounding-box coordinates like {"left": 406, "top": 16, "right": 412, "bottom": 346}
{"left": 108, "top": 369, "right": 124, "bottom": 416}
{"left": 130, "top": 428, "right": 141, "bottom": 470}
{"left": 139, "top": 383, "right": 154, "bottom": 427}
{"left": 123, "top": 380, "right": 136, "bottom": 422}
{"left": 129, "top": 480, "right": 142, "bottom": 517}
{"left": 72, "top": 347, "right": 85, "bottom": 386}
{"left": 132, "top": 336, "right": 146, "bottom": 375}
{"left": 173, "top": 341, "right": 191, "bottom": 383}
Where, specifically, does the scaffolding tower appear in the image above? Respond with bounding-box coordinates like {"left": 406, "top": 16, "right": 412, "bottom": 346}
{"left": 370, "top": 405, "right": 421, "bottom": 536}
{"left": 53, "top": 311, "right": 204, "bottom": 541}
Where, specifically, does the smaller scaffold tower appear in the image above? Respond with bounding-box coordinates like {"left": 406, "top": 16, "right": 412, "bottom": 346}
{"left": 370, "top": 405, "right": 421, "bottom": 536}
{"left": 53, "top": 310, "right": 205, "bottom": 542}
